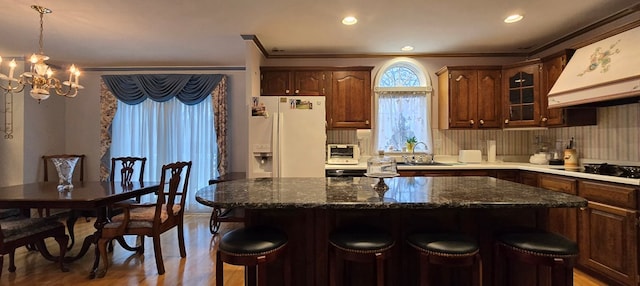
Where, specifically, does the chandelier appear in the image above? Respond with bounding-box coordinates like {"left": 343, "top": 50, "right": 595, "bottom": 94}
{"left": 0, "top": 5, "right": 83, "bottom": 102}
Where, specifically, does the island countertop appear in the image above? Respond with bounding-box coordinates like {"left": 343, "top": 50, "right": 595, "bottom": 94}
{"left": 195, "top": 176, "right": 587, "bottom": 209}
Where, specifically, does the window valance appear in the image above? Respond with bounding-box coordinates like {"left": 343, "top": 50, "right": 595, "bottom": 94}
{"left": 101, "top": 74, "right": 224, "bottom": 105}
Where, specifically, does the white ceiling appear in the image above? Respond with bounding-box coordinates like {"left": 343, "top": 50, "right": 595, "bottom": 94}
{"left": 0, "top": 0, "right": 638, "bottom": 68}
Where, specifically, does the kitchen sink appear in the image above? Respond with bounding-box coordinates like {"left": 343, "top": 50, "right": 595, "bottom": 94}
{"left": 397, "top": 161, "right": 452, "bottom": 166}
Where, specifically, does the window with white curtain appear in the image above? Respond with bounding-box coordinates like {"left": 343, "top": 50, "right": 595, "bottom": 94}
{"left": 374, "top": 59, "right": 433, "bottom": 153}
{"left": 110, "top": 96, "right": 217, "bottom": 212}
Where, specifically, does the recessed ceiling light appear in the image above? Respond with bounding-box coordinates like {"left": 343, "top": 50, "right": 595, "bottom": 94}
{"left": 342, "top": 16, "right": 357, "bottom": 25}
{"left": 401, "top": 45, "right": 414, "bottom": 51}
{"left": 504, "top": 14, "right": 524, "bottom": 23}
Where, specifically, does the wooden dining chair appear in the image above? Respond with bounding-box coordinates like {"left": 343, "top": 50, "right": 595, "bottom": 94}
{"left": 41, "top": 154, "right": 86, "bottom": 216}
{"left": 110, "top": 157, "right": 147, "bottom": 184}
{"left": 0, "top": 217, "right": 69, "bottom": 277}
{"left": 42, "top": 154, "right": 85, "bottom": 184}
{"left": 108, "top": 156, "right": 147, "bottom": 252}
{"left": 97, "top": 161, "right": 192, "bottom": 276}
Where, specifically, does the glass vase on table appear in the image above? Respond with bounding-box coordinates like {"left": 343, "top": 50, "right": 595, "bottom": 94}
{"left": 51, "top": 157, "right": 79, "bottom": 191}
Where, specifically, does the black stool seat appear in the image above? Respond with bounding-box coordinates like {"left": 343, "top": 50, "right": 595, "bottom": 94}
{"left": 220, "top": 226, "right": 287, "bottom": 255}
{"left": 494, "top": 228, "right": 578, "bottom": 286}
{"left": 407, "top": 232, "right": 482, "bottom": 286}
{"left": 408, "top": 233, "right": 479, "bottom": 255}
{"left": 329, "top": 226, "right": 395, "bottom": 286}
{"left": 216, "top": 226, "right": 290, "bottom": 286}
{"left": 497, "top": 232, "right": 578, "bottom": 256}
{"left": 329, "top": 227, "right": 394, "bottom": 252}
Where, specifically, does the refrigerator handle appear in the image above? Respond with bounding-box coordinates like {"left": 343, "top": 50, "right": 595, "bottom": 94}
{"left": 272, "top": 112, "right": 279, "bottom": 177}
{"left": 277, "top": 112, "right": 284, "bottom": 177}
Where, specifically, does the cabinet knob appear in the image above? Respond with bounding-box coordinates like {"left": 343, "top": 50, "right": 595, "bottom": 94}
{"left": 285, "top": 89, "right": 290, "bottom": 94}
{"left": 504, "top": 119, "right": 509, "bottom": 124}
{"left": 580, "top": 207, "right": 587, "bottom": 211}
{"left": 479, "top": 119, "right": 485, "bottom": 125}
{"left": 469, "top": 119, "right": 474, "bottom": 125}
{"left": 295, "top": 89, "right": 300, "bottom": 94}
{"left": 365, "top": 120, "right": 370, "bottom": 125}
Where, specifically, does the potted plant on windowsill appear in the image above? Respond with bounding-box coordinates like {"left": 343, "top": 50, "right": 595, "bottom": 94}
{"left": 406, "top": 136, "right": 417, "bottom": 152}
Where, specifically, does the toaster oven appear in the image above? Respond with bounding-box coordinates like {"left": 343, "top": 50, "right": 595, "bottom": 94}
{"left": 327, "top": 144, "right": 360, "bottom": 165}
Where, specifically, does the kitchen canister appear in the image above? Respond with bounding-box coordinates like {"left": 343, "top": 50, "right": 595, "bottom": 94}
{"left": 487, "top": 140, "right": 496, "bottom": 163}
{"left": 563, "top": 149, "right": 578, "bottom": 168}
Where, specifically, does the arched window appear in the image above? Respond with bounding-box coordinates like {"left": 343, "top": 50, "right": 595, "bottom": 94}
{"left": 374, "top": 58, "right": 433, "bottom": 153}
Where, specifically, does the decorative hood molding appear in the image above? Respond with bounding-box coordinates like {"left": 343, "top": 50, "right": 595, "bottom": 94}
{"left": 548, "top": 26, "right": 640, "bottom": 108}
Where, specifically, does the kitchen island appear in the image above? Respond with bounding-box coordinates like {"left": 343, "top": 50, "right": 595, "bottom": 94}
{"left": 196, "top": 176, "right": 587, "bottom": 286}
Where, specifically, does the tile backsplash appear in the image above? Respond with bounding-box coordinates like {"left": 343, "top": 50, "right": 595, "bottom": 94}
{"left": 327, "top": 103, "right": 639, "bottom": 163}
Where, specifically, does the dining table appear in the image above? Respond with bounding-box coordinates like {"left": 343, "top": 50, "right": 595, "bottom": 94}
{"left": 0, "top": 180, "right": 160, "bottom": 278}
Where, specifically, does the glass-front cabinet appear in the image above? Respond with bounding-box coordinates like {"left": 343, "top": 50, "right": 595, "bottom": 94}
{"left": 502, "top": 60, "right": 542, "bottom": 128}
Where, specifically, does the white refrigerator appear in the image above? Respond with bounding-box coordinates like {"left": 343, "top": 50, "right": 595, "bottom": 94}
{"left": 247, "top": 96, "right": 326, "bottom": 178}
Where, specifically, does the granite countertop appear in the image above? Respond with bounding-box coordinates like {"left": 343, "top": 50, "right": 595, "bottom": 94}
{"left": 325, "top": 161, "right": 640, "bottom": 186}
{"left": 195, "top": 177, "right": 587, "bottom": 210}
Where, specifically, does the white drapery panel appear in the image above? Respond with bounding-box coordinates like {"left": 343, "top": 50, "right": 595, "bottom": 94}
{"left": 376, "top": 91, "right": 432, "bottom": 152}
{"left": 111, "top": 96, "right": 217, "bottom": 213}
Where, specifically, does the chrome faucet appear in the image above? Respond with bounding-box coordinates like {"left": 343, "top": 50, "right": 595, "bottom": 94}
{"left": 410, "top": 142, "right": 434, "bottom": 164}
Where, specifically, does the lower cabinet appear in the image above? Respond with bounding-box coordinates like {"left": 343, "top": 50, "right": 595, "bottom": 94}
{"left": 539, "top": 174, "right": 578, "bottom": 242}
{"left": 518, "top": 171, "right": 539, "bottom": 187}
{"left": 394, "top": 168, "right": 639, "bottom": 285}
{"left": 578, "top": 180, "right": 639, "bottom": 286}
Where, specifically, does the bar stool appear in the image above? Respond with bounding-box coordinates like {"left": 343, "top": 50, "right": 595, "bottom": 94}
{"left": 407, "top": 232, "right": 482, "bottom": 286}
{"left": 216, "top": 226, "right": 290, "bottom": 286}
{"left": 329, "top": 226, "right": 395, "bottom": 286}
{"left": 494, "top": 229, "right": 578, "bottom": 286}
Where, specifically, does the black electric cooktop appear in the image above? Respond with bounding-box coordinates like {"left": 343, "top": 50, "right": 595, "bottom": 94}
{"left": 581, "top": 163, "right": 640, "bottom": 179}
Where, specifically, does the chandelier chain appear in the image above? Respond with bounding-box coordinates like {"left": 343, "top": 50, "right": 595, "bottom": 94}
{"left": 38, "top": 10, "right": 44, "bottom": 55}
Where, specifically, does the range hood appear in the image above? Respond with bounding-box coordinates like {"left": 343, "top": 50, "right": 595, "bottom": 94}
{"left": 548, "top": 26, "right": 640, "bottom": 108}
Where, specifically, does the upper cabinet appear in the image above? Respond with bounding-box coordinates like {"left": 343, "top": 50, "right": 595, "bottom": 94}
{"left": 541, "top": 50, "right": 597, "bottom": 127}
{"left": 437, "top": 66, "right": 502, "bottom": 129}
{"left": 502, "top": 60, "right": 542, "bottom": 128}
{"left": 261, "top": 68, "right": 327, "bottom": 96}
{"left": 328, "top": 68, "right": 373, "bottom": 129}
{"left": 500, "top": 53, "right": 596, "bottom": 128}
{"left": 260, "top": 66, "right": 373, "bottom": 129}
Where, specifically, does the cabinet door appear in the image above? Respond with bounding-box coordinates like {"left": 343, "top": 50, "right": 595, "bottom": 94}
{"left": 541, "top": 51, "right": 597, "bottom": 127}
{"left": 261, "top": 71, "right": 291, "bottom": 95}
{"left": 579, "top": 201, "right": 638, "bottom": 286}
{"left": 476, "top": 69, "right": 502, "bottom": 128}
{"left": 541, "top": 54, "right": 565, "bottom": 126}
{"left": 449, "top": 70, "right": 478, "bottom": 128}
{"left": 495, "top": 170, "right": 519, "bottom": 182}
{"left": 294, "top": 71, "right": 326, "bottom": 95}
{"left": 539, "top": 174, "right": 577, "bottom": 241}
{"left": 502, "top": 64, "right": 541, "bottom": 128}
{"left": 329, "top": 71, "right": 371, "bottom": 129}
{"left": 518, "top": 171, "right": 539, "bottom": 187}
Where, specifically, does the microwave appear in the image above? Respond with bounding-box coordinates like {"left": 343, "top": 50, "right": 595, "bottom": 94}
{"left": 327, "top": 144, "right": 360, "bottom": 165}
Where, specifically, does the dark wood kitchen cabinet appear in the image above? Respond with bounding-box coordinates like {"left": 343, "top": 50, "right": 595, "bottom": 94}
{"left": 260, "top": 68, "right": 327, "bottom": 96}
{"left": 578, "top": 180, "right": 639, "bottom": 286}
{"left": 436, "top": 66, "right": 502, "bottom": 129}
{"left": 502, "top": 60, "right": 543, "bottom": 128}
{"left": 539, "top": 174, "right": 578, "bottom": 241}
{"left": 540, "top": 50, "right": 597, "bottom": 127}
{"left": 327, "top": 68, "right": 372, "bottom": 129}
{"left": 518, "top": 171, "right": 539, "bottom": 187}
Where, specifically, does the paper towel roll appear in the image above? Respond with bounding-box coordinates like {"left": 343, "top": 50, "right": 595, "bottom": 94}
{"left": 487, "top": 140, "right": 496, "bottom": 163}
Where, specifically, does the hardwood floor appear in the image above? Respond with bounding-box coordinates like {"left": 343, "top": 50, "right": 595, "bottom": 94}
{"left": 0, "top": 213, "right": 608, "bottom": 285}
